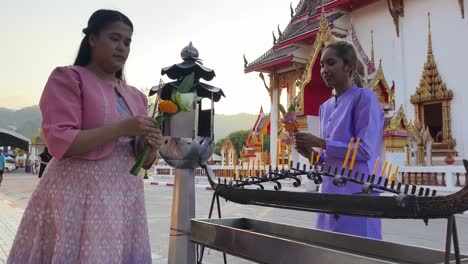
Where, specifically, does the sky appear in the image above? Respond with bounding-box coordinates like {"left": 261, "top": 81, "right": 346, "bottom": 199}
{"left": 1, "top": 0, "right": 299, "bottom": 115}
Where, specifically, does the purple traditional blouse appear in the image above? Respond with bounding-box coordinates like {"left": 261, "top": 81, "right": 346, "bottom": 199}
{"left": 316, "top": 84, "right": 384, "bottom": 239}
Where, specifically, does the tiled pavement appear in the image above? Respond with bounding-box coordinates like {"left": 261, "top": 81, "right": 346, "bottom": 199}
{"left": 0, "top": 195, "right": 23, "bottom": 264}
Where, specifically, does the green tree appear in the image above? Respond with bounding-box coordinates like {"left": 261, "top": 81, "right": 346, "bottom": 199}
{"left": 228, "top": 130, "right": 250, "bottom": 156}
{"left": 262, "top": 134, "right": 270, "bottom": 153}
{"left": 214, "top": 130, "right": 250, "bottom": 157}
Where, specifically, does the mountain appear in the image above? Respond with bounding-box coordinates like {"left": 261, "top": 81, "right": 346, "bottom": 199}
{"left": 214, "top": 113, "right": 257, "bottom": 141}
{"left": 0, "top": 106, "right": 42, "bottom": 139}
{"left": 0, "top": 106, "right": 257, "bottom": 143}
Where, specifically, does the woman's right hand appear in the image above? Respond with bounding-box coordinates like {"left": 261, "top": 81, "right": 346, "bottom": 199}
{"left": 118, "top": 116, "right": 158, "bottom": 137}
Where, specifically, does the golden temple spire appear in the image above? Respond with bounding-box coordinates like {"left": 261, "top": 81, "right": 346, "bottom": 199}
{"left": 427, "top": 13, "right": 433, "bottom": 61}
{"left": 371, "top": 30, "right": 375, "bottom": 66}
{"left": 411, "top": 12, "right": 452, "bottom": 104}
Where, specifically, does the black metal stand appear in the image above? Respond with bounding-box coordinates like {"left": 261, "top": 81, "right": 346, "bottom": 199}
{"left": 445, "top": 215, "right": 461, "bottom": 264}
{"left": 196, "top": 192, "right": 227, "bottom": 264}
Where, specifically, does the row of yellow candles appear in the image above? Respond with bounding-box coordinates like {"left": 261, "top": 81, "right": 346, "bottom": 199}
{"left": 222, "top": 137, "right": 400, "bottom": 181}
{"left": 274, "top": 139, "right": 292, "bottom": 169}
{"left": 334, "top": 137, "right": 400, "bottom": 182}
{"left": 220, "top": 158, "right": 269, "bottom": 179}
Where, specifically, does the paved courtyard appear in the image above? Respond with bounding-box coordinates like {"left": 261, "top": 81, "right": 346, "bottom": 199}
{"left": 1, "top": 170, "right": 468, "bottom": 263}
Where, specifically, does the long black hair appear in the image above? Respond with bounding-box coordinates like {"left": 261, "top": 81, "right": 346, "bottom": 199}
{"left": 325, "top": 41, "right": 362, "bottom": 87}
{"left": 74, "top": 9, "right": 133, "bottom": 80}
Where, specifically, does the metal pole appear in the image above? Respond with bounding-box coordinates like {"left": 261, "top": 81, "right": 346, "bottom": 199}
{"left": 168, "top": 168, "right": 196, "bottom": 264}
{"left": 445, "top": 216, "right": 453, "bottom": 264}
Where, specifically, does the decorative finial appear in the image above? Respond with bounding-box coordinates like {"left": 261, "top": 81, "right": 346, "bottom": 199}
{"left": 243, "top": 54, "right": 248, "bottom": 68}
{"left": 277, "top": 25, "right": 283, "bottom": 39}
{"left": 272, "top": 31, "right": 277, "bottom": 44}
{"left": 319, "top": 6, "right": 328, "bottom": 31}
{"left": 371, "top": 30, "right": 375, "bottom": 66}
{"left": 290, "top": 2, "right": 294, "bottom": 18}
{"left": 459, "top": 0, "right": 465, "bottom": 18}
{"left": 427, "top": 13, "right": 433, "bottom": 57}
{"left": 181, "top": 41, "right": 199, "bottom": 61}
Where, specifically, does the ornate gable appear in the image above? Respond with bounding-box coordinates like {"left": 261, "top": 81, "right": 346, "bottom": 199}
{"left": 370, "top": 60, "right": 395, "bottom": 111}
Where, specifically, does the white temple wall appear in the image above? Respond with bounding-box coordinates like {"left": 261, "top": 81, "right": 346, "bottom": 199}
{"left": 349, "top": 0, "right": 468, "bottom": 157}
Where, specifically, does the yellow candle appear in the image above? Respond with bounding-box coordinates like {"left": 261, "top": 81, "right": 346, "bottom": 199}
{"left": 380, "top": 161, "right": 388, "bottom": 177}
{"left": 247, "top": 161, "right": 250, "bottom": 176}
{"left": 372, "top": 158, "right": 380, "bottom": 175}
{"left": 253, "top": 158, "right": 256, "bottom": 174}
{"left": 257, "top": 159, "right": 260, "bottom": 173}
{"left": 349, "top": 138, "right": 361, "bottom": 171}
{"left": 281, "top": 144, "right": 285, "bottom": 170}
{"left": 342, "top": 137, "right": 355, "bottom": 169}
{"left": 386, "top": 163, "right": 393, "bottom": 179}
{"left": 310, "top": 151, "right": 315, "bottom": 166}
{"left": 391, "top": 165, "right": 400, "bottom": 181}
{"left": 288, "top": 146, "right": 291, "bottom": 168}
{"left": 316, "top": 148, "right": 322, "bottom": 163}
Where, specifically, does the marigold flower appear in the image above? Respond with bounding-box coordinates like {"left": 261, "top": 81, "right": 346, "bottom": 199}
{"left": 284, "top": 123, "right": 298, "bottom": 133}
{"left": 159, "top": 100, "right": 178, "bottom": 114}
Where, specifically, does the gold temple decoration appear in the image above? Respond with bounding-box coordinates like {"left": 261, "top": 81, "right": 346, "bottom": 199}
{"left": 369, "top": 60, "right": 395, "bottom": 112}
{"left": 297, "top": 7, "right": 335, "bottom": 118}
{"left": 410, "top": 13, "right": 454, "bottom": 155}
{"left": 459, "top": 0, "right": 465, "bottom": 18}
{"left": 387, "top": 0, "right": 404, "bottom": 37}
{"left": 385, "top": 105, "right": 411, "bottom": 133}
{"left": 411, "top": 123, "right": 433, "bottom": 166}
{"left": 383, "top": 106, "right": 412, "bottom": 151}
{"left": 220, "top": 139, "right": 237, "bottom": 166}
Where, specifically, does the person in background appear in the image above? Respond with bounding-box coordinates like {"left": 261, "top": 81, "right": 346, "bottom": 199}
{"left": 0, "top": 149, "right": 5, "bottom": 186}
{"left": 38, "top": 147, "right": 52, "bottom": 178}
{"left": 8, "top": 9, "right": 162, "bottom": 263}
{"left": 295, "top": 41, "right": 384, "bottom": 240}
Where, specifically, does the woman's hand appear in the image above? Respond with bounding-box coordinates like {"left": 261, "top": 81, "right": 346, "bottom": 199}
{"left": 118, "top": 116, "right": 158, "bottom": 137}
{"left": 294, "top": 132, "right": 327, "bottom": 151}
{"left": 295, "top": 144, "right": 313, "bottom": 159}
{"left": 144, "top": 129, "right": 163, "bottom": 151}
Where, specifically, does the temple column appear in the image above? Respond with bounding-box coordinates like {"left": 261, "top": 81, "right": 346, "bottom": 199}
{"left": 270, "top": 73, "right": 280, "bottom": 167}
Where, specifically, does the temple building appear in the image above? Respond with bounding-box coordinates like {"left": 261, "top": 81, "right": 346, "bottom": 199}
{"left": 244, "top": 0, "right": 468, "bottom": 174}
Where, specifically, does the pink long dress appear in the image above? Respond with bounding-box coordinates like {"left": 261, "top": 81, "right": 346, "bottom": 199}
{"left": 7, "top": 92, "right": 152, "bottom": 263}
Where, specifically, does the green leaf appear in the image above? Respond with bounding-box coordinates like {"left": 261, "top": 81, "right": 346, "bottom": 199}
{"left": 278, "top": 104, "right": 286, "bottom": 115}
{"left": 178, "top": 72, "right": 195, "bottom": 94}
{"left": 288, "top": 104, "right": 295, "bottom": 112}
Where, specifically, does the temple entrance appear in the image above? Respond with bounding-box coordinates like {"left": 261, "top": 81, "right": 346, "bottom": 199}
{"left": 423, "top": 103, "right": 443, "bottom": 142}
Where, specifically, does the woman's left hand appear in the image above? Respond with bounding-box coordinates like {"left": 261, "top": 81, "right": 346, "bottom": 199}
{"left": 294, "top": 132, "right": 326, "bottom": 149}
{"left": 144, "top": 128, "right": 164, "bottom": 151}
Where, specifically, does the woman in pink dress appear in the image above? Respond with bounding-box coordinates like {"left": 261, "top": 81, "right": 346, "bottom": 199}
{"left": 7, "top": 9, "right": 162, "bottom": 263}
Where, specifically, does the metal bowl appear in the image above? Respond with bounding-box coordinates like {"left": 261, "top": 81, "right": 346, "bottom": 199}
{"left": 158, "top": 136, "right": 214, "bottom": 169}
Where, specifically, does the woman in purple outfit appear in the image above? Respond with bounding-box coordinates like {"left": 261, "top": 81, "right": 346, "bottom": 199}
{"left": 8, "top": 10, "right": 162, "bottom": 263}
{"left": 295, "top": 41, "right": 384, "bottom": 239}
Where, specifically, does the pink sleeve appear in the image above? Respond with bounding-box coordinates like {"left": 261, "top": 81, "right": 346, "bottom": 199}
{"left": 40, "top": 67, "right": 82, "bottom": 160}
